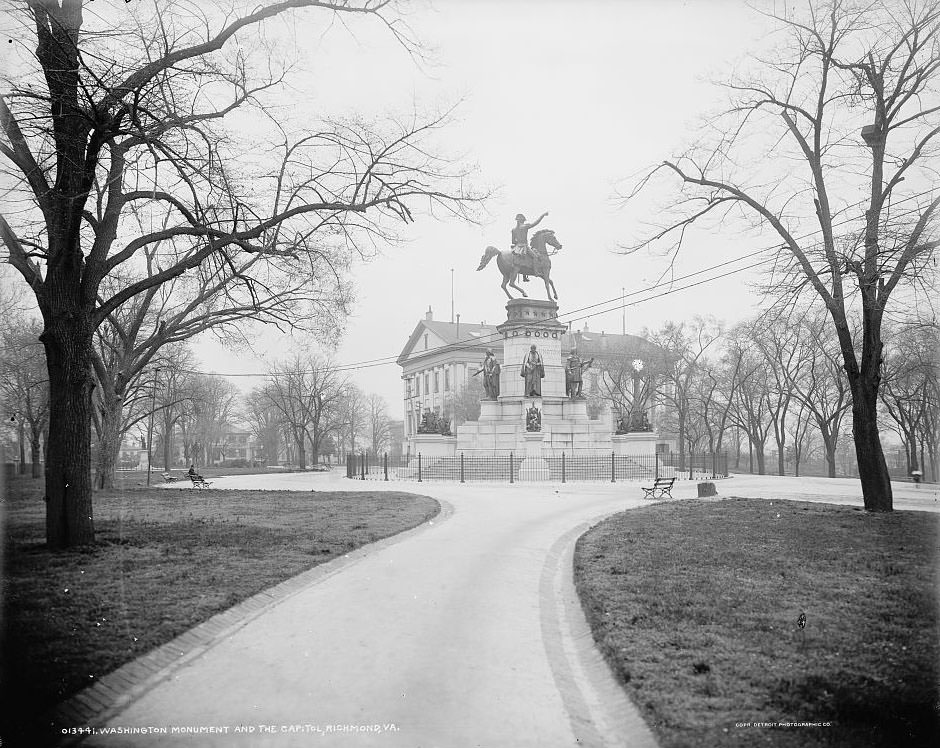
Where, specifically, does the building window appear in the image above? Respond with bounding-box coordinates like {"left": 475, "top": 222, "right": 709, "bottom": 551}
{"left": 415, "top": 376, "right": 421, "bottom": 397}
{"left": 434, "top": 371, "right": 440, "bottom": 393}
{"left": 424, "top": 334, "right": 429, "bottom": 350}
{"left": 424, "top": 373, "right": 430, "bottom": 394}
{"left": 405, "top": 378, "right": 412, "bottom": 399}
{"left": 444, "top": 369, "right": 450, "bottom": 391}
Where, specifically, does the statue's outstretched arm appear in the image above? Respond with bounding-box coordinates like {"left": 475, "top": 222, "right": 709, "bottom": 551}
{"left": 528, "top": 211, "right": 549, "bottom": 229}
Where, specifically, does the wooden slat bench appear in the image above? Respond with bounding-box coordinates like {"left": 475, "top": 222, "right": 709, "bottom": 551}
{"left": 189, "top": 474, "right": 213, "bottom": 488}
{"left": 642, "top": 477, "right": 675, "bottom": 499}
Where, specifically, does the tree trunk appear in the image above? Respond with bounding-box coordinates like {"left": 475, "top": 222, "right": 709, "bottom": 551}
{"left": 850, "top": 379, "right": 893, "bottom": 510}
{"left": 30, "top": 432, "right": 42, "bottom": 479}
{"left": 824, "top": 440, "right": 837, "bottom": 478}
{"left": 94, "top": 392, "right": 124, "bottom": 489}
{"left": 41, "top": 317, "right": 96, "bottom": 549}
{"left": 162, "top": 422, "right": 172, "bottom": 470}
{"left": 677, "top": 417, "right": 687, "bottom": 471}
{"left": 754, "top": 444, "right": 766, "bottom": 475}
{"left": 17, "top": 421, "right": 26, "bottom": 474}
{"left": 296, "top": 430, "right": 307, "bottom": 470}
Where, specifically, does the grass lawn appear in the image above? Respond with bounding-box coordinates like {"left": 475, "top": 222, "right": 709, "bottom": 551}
{"left": 574, "top": 497, "right": 940, "bottom": 748}
{"left": 0, "top": 475, "right": 438, "bottom": 740}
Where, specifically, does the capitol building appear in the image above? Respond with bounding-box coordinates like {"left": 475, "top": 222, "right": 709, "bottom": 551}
{"left": 396, "top": 306, "right": 668, "bottom": 453}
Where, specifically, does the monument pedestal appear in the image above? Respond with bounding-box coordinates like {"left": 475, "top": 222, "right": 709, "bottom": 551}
{"left": 612, "top": 431, "right": 658, "bottom": 456}
{"left": 479, "top": 399, "right": 501, "bottom": 421}
{"left": 453, "top": 298, "right": 653, "bottom": 465}
{"left": 498, "top": 298, "right": 567, "bottom": 400}
{"left": 411, "top": 434, "right": 457, "bottom": 458}
{"left": 518, "top": 431, "right": 550, "bottom": 481}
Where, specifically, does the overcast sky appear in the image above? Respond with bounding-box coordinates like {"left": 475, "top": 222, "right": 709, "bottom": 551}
{"left": 0, "top": 0, "right": 785, "bottom": 411}
{"left": 192, "top": 0, "right": 789, "bottom": 411}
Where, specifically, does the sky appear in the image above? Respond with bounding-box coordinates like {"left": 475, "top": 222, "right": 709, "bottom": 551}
{"left": 0, "top": 0, "right": 787, "bottom": 413}
{"left": 192, "top": 0, "right": 785, "bottom": 412}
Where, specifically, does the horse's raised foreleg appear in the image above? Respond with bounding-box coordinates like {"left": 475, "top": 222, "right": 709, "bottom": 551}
{"left": 548, "top": 277, "right": 558, "bottom": 300}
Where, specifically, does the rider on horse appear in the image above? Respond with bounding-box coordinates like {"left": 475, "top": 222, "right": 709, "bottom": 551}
{"left": 512, "top": 211, "right": 548, "bottom": 281}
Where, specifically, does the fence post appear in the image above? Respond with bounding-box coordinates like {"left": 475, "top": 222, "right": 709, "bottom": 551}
{"left": 418, "top": 453, "right": 422, "bottom": 482}
{"left": 384, "top": 452, "right": 388, "bottom": 481}
{"left": 562, "top": 451, "right": 566, "bottom": 483}
{"left": 509, "top": 452, "right": 514, "bottom": 484}
{"left": 460, "top": 452, "right": 465, "bottom": 483}
{"left": 655, "top": 451, "right": 660, "bottom": 479}
{"left": 611, "top": 451, "right": 616, "bottom": 483}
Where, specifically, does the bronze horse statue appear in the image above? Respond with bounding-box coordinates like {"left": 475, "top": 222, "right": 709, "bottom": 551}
{"left": 476, "top": 229, "right": 561, "bottom": 300}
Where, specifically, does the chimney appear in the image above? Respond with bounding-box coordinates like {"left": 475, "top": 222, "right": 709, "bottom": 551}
{"left": 425, "top": 306, "right": 433, "bottom": 321}
{"left": 456, "top": 313, "right": 460, "bottom": 339}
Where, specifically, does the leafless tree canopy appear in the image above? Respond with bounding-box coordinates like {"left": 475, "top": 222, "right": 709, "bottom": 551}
{"left": 619, "top": 0, "right": 939, "bottom": 510}
{"left": 0, "top": 0, "right": 483, "bottom": 548}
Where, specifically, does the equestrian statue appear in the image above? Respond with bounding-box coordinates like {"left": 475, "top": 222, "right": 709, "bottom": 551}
{"left": 476, "top": 221, "right": 562, "bottom": 301}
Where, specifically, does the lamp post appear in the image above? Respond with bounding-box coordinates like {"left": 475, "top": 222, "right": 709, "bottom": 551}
{"left": 147, "top": 367, "right": 160, "bottom": 485}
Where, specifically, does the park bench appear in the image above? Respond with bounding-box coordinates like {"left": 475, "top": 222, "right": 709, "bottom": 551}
{"left": 189, "top": 474, "right": 213, "bottom": 488}
{"left": 161, "top": 472, "right": 179, "bottom": 483}
{"left": 642, "top": 477, "right": 675, "bottom": 500}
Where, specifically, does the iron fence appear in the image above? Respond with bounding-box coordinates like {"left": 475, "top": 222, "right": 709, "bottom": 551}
{"left": 346, "top": 451, "right": 727, "bottom": 483}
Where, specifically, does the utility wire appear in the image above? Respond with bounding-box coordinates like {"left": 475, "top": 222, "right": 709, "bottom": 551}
{"left": 168, "top": 190, "right": 936, "bottom": 378}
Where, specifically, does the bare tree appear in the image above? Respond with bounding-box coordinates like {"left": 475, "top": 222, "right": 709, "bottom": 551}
{"left": 263, "top": 354, "right": 345, "bottom": 469}
{"left": 881, "top": 320, "right": 939, "bottom": 479}
{"left": 0, "top": 0, "right": 481, "bottom": 547}
{"left": 152, "top": 346, "right": 200, "bottom": 471}
{"left": 698, "top": 346, "right": 746, "bottom": 456}
{"left": 366, "top": 393, "right": 390, "bottom": 454}
{"left": 337, "top": 383, "right": 368, "bottom": 458}
{"left": 723, "top": 328, "right": 774, "bottom": 475}
{"left": 649, "top": 318, "right": 721, "bottom": 468}
{"left": 787, "top": 312, "right": 853, "bottom": 477}
{"left": 750, "top": 315, "right": 811, "bottom": 475}
{"left": 244, "top": 385, "right": 284, "bottom": 467}
{"left": 623, "top": 1, "right": 939, "bottom": 509}
{"left": 0, "top": 317, "right": 48, "bottom": 477}
{"left": 786, "top": 400, "right": 818, "bottom": 477}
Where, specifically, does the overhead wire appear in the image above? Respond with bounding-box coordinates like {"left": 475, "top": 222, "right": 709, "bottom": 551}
{"left": 166, "top": 189, "right": 937, "bottom": 378}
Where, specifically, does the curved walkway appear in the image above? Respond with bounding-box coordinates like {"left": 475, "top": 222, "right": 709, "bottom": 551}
{"left": 63, "top": 473, "right": 936, "bottom": 747}
{"left": 70, "top": 475, "right": 662, "bottom": 747}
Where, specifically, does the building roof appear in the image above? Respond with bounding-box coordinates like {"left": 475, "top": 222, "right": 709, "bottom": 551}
{"left": 397, "top": 319, "right": 500, "bottom": 366}
{"left": 398, "top": 311, "right": 666, "bottom": 369}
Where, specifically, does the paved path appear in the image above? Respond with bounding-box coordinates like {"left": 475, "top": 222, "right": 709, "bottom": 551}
{"left": 70, "top": 473, "right": 937, "bottom": 747}
{"left": 79, "top": 476, "right": 666, "bottom": 748}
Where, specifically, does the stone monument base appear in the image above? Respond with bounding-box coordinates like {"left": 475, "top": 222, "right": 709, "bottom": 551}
{"left": 611, "top": 431, "right": 658, "bottom": 456}
{"left": 518, "top": 431, "right": 550, "bottom": 481}
{"left": 410, "top": 434, "right": 457, "bottom": 458}
{"left": 456, "top": 396, "right": 613, "bottom": 456}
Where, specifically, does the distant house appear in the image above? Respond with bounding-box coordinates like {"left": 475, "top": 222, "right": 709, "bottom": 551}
{"left": 215, "top": 428, "right": 258, "bottom": 465}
